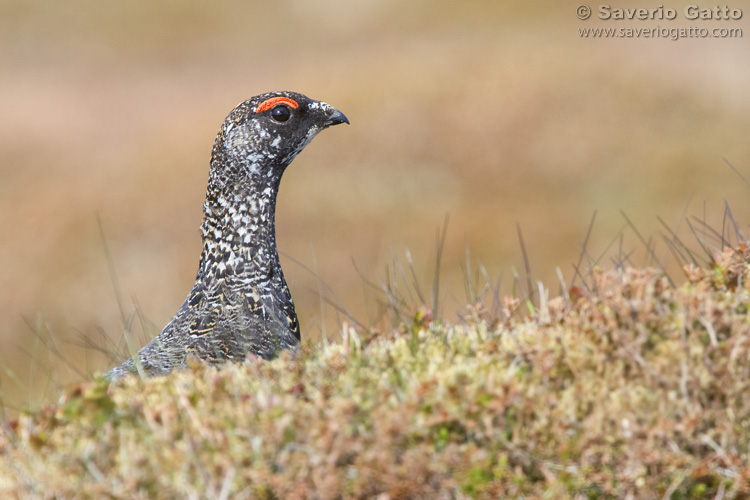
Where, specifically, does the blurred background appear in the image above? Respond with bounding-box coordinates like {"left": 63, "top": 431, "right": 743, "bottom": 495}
{"left": 1, "top": 0, "right": 748, "bottom": 408}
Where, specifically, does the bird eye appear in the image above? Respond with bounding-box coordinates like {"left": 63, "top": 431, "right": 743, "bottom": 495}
{"left": 270, "top": 105, "right": 292, "bottom": 122}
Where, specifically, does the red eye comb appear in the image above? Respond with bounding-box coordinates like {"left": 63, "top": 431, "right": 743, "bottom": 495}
{"left": 255, "top": 97, "right": 299, "bottom": 113}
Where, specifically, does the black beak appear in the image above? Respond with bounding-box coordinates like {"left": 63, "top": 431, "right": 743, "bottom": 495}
{"left": 324, "top": 108, "right": 349, "bottom": 127}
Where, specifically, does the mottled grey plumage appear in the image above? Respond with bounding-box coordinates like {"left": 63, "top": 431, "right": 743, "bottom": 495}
{"left": 105, "top": 91, "right": 348, "bottom": 381}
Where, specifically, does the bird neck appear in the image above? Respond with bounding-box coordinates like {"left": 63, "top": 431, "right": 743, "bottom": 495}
{"left": 196, "top": 162, "right": 286, "bottom": 287}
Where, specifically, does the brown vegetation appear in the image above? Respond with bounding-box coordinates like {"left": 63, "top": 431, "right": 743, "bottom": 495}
{"left": 2, "top": 245, "right": 749, "bottom": 498}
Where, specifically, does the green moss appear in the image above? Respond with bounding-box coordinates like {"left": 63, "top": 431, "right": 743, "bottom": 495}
{"left": 461, "top": 465, "right": 494, "bottom": 496}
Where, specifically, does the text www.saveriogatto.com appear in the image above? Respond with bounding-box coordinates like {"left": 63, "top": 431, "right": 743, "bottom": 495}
{"left": 576, "top": 5, "right": 743, "bottom": 40}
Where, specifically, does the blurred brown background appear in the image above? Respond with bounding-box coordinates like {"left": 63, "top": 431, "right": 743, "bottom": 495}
{"left": 1, "top": 0, "right": 748, "bottom": 408}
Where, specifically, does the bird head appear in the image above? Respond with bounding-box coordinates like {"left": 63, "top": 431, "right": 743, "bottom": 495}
{"left": 217, "top": 91, "right": 349, "bottom": 175}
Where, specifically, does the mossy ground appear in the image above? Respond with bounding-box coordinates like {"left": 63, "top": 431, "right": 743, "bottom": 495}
{"left": 2, "top": 246, "right": 750, "bottom": 499}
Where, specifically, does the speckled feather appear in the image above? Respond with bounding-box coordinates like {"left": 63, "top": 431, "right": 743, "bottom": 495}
{"left": 105, "top": 91, "right": 348, "bottom": 380}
